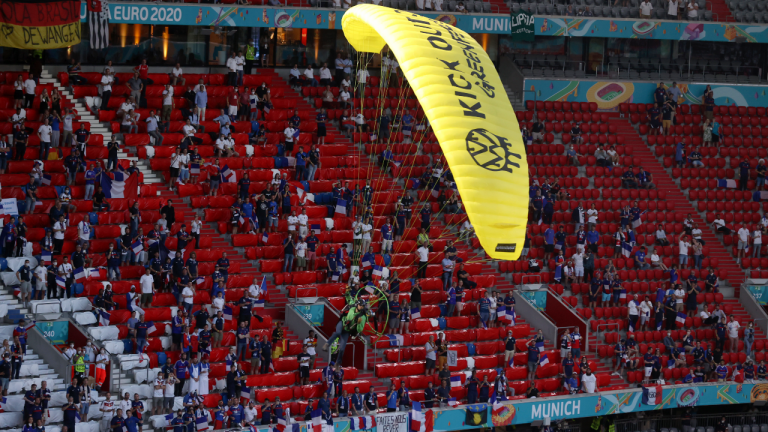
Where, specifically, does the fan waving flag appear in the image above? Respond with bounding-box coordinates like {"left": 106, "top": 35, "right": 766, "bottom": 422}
{"left": 676, "top": 312, "right": 687, "bottom": 326}
{"left": 98, "top": 309, "right": 111, "bottom": 326}
{"left": 74, "top": 267, "right": 87, "bottom": 282}
{"left": 335, "top": 199, "right": 347, "bottom": 216}
{"left": 632, "top": 210, "right": 647, "bottom": 229}
{"left": 642, "top": 385, "right": 663, "bottom": 405}
{"left": 450, "top": 376, "right": 462, "bottom": 388}
{"left": 88, "top": 0, "right": 110, "bottom": 50}
{"left": 621, "top": 241, "right": 633, "bottom": 258}
{"left": 195, "top": 415, "right": 209, "bottom": 431}
{"left": 221, "top": 166, "right": 237, "bottom": 183}
{"left": 101, "top": 171, "right": 138, "bottom": 198}
{"left": 131, "top": 241, "right": 143, "bottom": 254}
{"left": 539, "top": 354, "right": 549, "bottom": 366}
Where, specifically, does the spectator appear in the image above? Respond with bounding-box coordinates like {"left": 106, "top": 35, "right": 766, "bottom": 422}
{"left": 582, "top": 368, "right": 598, "bottom": 393}
{"left": 640, "top": 0, "right": 653, "bottom": 16}
{"left": 635, "top": 246, "right": 650, "bottom": 269}
{"left": 679, "top": 235, "right": 690, "bottom": 268}
{"left": 737, "top": 224, "right": 750, "bottom": 264}
{"left": 727, "top": 315, "right": 740, "bottom": 353}
{"left": 594, "top": 145, "right": 610, "bottom": 167}
{"left": 713, "top": 214, "right": 730, "bottom": 234}
{"left": 745, "top": 321, "right": 755, "bottom": 360}
{"left": 531, "top": 118, "right": 545, "bottom": 144}
{"left": 526, "top": 338, "right": 540, "bottom": 381}
{"left": 739, "top": 158, "right": 751, "bottom": 191}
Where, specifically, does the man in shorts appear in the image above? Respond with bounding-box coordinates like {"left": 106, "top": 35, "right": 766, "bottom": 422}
{"left": 16, "top": 260, "right": 32, "bottom": 306}
{"left": 526, "top": 339, "right": 540, "bottom": 381}
{"left": 531, "top": 118, "right": 545, "bottom": 144}
{"left": 152, "top": 374, "right": 165, "bottom": 415}
{"left": 164, "top": 372, "right": 176, "bottom": 414}
{"left": 139, "top": 267, "right": 154, "bottom": 308}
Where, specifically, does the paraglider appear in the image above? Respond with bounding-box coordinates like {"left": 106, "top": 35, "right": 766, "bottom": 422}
{"left": 342, "top": 5, "right": 529, "bottom": 260}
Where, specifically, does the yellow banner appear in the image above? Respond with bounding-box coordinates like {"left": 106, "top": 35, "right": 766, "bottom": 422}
{"left": 0, "top": 0, "right": 82, "bottom": 49}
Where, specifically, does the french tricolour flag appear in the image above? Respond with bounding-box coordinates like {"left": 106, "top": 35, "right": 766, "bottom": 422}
{"left": 717, "top": 179, "right": 738, "bottom": 189}
{"left": 101, "top": 171, "right": 137, "bottom": 198}
{"left": 620, "top": 289, "right": 627, "bottom": 299}
{"left": 450, "top": 375, "right": 462, "bottom": 388}
{"left": 497, "top": 305, "right": 506, "bottom": 320}
{"left": 41, "top": 174, "right": 52, "bottom": 186}
{"left": 350, "top": 416, "right": 376, "bottom": 431}
{"left": 89, "top": 268, "right": 102, "bottom": 278}
{"left": 132, "top": 241, "right": 143, "bottom": 254}
{"left": 642, "top": 385, "right": 663, "bottom": 405}
{"left": 262, "top": 232, "right": 269, "bottom": 243}
{"left": 410, "top": 401, "right": 425, "bottom": 432}
{"left": 361, "top": 259, "right": 372, "bottom": 269}
{"left": 410, "top": 308, "right": 421, "bottom": 319}
{"left": 447, "top": 398, "right": 458, "bottom": 407}
{"left": 221, "top": 166, "right": 236, "bottom": 183}
{"left": 147, "top": 322, "right": 157, "bottom": 335}
{"left": 74, "top": 267, "right": 87, "bottom": 282}
{"left": 56, "top": 275, "right": 66, "bottom": 288}
{"left": 98, "top": 309, "right": 110, "bottom": 326}
{"left": 388, "top": 334, "right": 404, "bottom": 346}
{"left": 372, "top": 265, "right": 383, "bottom": 279}
{"left": 223, "top": 305, "right": 233, "bottom": 321}
{"left": 311, "top": 409, "right": 323, "bottom": 432}
{"left": 335, "top": 199, "right": 347, "bottom": 216}
{"left": 190, "top": 163, "right": 200, "bottom": 175}
{"left": 311, "top": 224, "right": 321, "bottom": 234}
{"left": 539, "top": 354, "right": 549, "bottom": 366}
{"left": 195, "top": 415, "right": 209, "bottom": 431}
{"left": 41, "top": 250, "right": 51, "bottom": 264}
{"left": 621, "top": 241, "right": 633, "bottom": 258}
{"left": 274, "top": 415, "right": 287, "bottom": 432}
{"left": 676, "top": 312, "right": 687, "bottom": 326}
{"left": 535, "top": 341, "right": 545, "bottom": 352}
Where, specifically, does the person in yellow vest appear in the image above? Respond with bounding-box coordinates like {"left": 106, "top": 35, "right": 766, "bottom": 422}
{"left": 245, "top": 44, "right": 257, "bottom": 75}
{"left": 73, "top": 349, "right": 86, "bottom": 381}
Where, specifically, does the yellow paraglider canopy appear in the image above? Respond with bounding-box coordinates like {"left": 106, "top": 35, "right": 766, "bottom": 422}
{"left": 342, "top": 5, "right": 529, "bottom": 260}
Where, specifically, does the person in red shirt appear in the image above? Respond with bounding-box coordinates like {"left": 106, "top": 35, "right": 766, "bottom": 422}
{"left": 132, "top": 59, "right": 153, "bottom": 104}
{"left": 228, "top": 87, "right": 239, "bottom": 118}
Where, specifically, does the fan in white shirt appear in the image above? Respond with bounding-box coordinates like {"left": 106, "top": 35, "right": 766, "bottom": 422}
{"left": 284, "top": 126, "right": 296, "bottom": 143}
{"left": 297, "top": 212, "right": 309, "bottom": 237}
{"left": 23, "top": 78, "right": 36, "bottom": 95}
{"left": 287, "top": 214, "right": 299, "bottom": 232}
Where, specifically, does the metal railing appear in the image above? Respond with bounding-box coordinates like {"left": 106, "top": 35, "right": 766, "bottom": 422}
{"left": 593, "top": 322, "right": 620, "bottom": 353}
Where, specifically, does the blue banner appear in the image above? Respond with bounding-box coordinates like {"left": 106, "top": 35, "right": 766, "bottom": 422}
{"left": 747, "top": 285, "right": 768, "bottom": 305}
{"left": 295, "top": 304, "right": 324, "bottom": 326}
{"left": 520, "top": 291, "right": 547, "bottom": 311}
{"left": 37, "top": 321, "right": 69, "bottom": 345}
{"left": 80, "top": 3, "right": 768, "bottom": 40}
{"left": 523, "top": 80, "right": 768, "bottom": 110}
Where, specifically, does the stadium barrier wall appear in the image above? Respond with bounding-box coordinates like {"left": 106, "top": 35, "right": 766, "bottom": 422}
{"left": 523, "top": 80, "right": 768, "bottom": 109}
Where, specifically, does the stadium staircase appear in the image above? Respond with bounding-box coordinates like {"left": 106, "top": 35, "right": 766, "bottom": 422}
{"left": 617, "top": 115, "right": 746, "bottom": 289}
{"left": 706, "top": 0, "right": 734, "bottom": 21}
{"left": 621, "top": 115, "right": 762, "bottom": 337}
